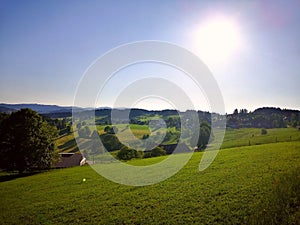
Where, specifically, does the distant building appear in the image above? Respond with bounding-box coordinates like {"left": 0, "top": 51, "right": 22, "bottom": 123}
{"left": 55, "top": 153, "right": 86, "bottom": 168}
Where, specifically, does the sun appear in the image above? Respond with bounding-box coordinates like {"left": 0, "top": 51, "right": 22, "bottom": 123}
{"left": 193, "top": 17, "right": 242, "bottom": 64}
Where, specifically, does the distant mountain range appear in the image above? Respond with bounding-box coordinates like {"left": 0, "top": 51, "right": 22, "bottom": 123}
{"left": 1, "top": 103, "right": 299, "bottom": 117}
{"left": 0, "top": 103, "right": 82, "bottom": 114}
{"left": 0, "top": 103, "right": 114, "bottom": 115}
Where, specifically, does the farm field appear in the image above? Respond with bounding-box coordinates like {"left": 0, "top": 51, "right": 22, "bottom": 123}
{"left": 216, "top": 127, "right": 300, "bottom": 149}
{"left": 55, "top": 126, "right": 300, "bottom": 153}
{"left": 1, "top": 141, "right": 299, "bottom": 224}
{"left": 55, "top": 123, "right": 168, "bottom": 153}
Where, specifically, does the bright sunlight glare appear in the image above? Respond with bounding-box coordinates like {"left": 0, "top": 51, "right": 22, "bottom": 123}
{"left": 193, "top": 17, "right": 242, "bottom": 64}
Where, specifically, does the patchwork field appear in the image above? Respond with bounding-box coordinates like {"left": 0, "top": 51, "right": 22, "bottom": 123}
{"left": 55, "top": 126, "right": 300, "bottom": 153}
{"left": 1, "top": 141, "right": 299, "bottom": 224}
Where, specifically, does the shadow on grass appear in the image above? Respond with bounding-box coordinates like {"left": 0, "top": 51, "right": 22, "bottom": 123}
{"left": 58, "top": 138, "right": 77, "bottom": 150}
{"left": 0, "top": 171, "right": 41, "bottom": 182}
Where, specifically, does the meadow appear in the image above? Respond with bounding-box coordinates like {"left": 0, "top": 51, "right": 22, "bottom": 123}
{"left": 56, "top": 126, "right": 300, "bottom": 153}
{"left": 1, "top": 140, "right": 299, "bottom": 224}
{"left": 219, "top": 127, "right": 300, "bottom": 149}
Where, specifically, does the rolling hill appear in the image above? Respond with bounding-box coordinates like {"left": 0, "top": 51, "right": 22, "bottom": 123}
{"left": 1, "top": 141, "right": 299, "bottom": 224}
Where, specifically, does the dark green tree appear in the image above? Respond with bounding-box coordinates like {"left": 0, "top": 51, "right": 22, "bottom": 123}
{"left": 0, "top": 112, "right": 9, "bottom": 127}
{"left": 89, "top": 130, "right": 104, "bottom": 156}
{"left": 99, "top": 133, "right": 124, "bottom": 151}
{"left": 104, "top": 126, "right": 118, "bottom": 134}
{"left": 142, "top": 134, "right": 149, "bottom": 139}
{"left": 190, "top": 121, "right": 212, "bottom": 150}
{"left": 117, "top": 146, "right": 142, "bottom": 160}
{"left": 151, "top": 147, "right": 166, "bottom": 157}
{"left": 66, "top": 125, "right": 71, "bottom": 134}
{"left": 198, "top": 122, "right": 211, "bottom": 149}
{"left": 233, "top": 109, "right": 239, "bottom": 115}
{"left": 78, "top": 126, "right": 91, "bottom": 138}
{"left": 0, "top": 109, "right": 58, "bottom": 173}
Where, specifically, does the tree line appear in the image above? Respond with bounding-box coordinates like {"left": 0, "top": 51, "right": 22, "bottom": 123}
{"left": 227, "top": 107, "right": 300, "bottom": 129}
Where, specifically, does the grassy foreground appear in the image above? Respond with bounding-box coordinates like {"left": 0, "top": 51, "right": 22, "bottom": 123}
{"left": 1, "top": 141, "right": 300, "bottom": 224}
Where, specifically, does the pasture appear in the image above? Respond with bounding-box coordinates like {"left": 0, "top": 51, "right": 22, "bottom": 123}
{"left": 219, "top": 127, "right": 300, "bottom": 149}
{"left": 1, "top": 141, "right": 299, "bottom": 224}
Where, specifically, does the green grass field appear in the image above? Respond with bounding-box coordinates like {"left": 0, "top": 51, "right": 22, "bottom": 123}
{"left": 1, "top": 141, "right": 300, "bottom": 224}
{"left": 219, "top": 127, "right": 300, "bottom": 149}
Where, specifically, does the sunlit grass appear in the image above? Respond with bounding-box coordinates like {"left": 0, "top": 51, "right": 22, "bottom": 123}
{"left": 218, "top": 127, "right": 300, "bottom": 149}
{"left": 1, "top": 142, "right": 299, "bottom": 224}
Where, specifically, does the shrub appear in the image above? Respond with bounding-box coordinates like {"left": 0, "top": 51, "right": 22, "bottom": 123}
{"left": 142, "top": 134, "right": 149, "bottom": 139}
{"left": 151, "top": 147, "right": 166, "bottom": 157}
{"left": 117, "top": 146, "right": 142, "bottom": 160}
{"left": 261, "top": 128, "right": 267, "bottom": 135}
{"left": 143, "top": 152, "right": 152, "bottom": 158}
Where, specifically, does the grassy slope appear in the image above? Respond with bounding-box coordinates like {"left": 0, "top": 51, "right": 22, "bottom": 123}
{"left": 219, "top": 127, "right": 300, "bottom": 149}
{"left": 1, "top": 142, "right": 299, "bottom": 224}
{"left": 55, "top": 133, "right": 78, "bottom": 153}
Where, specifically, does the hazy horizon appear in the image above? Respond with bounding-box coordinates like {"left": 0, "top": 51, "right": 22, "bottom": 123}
{"left": 1, "top": 101, "right": 299, "bottom": 114}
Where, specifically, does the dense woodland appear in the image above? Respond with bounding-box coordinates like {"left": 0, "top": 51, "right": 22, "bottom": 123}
{"left": 227, "top": 107, "right": 300, "bottom": 129}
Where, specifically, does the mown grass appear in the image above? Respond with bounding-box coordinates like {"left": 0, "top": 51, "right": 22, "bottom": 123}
{"left": 212, "top": 127, "right": 300, "bottom": 149}
{"left": 1, "top": 142, "right": 299, "bottom": 224}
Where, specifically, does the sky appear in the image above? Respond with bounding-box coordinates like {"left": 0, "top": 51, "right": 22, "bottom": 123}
{"left": 0, "top": 0, "right": 299, "bottom": 113}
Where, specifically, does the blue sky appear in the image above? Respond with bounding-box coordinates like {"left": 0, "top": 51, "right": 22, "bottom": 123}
{"left": 0, "top": 0, "right": 299, "bottom": 113}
